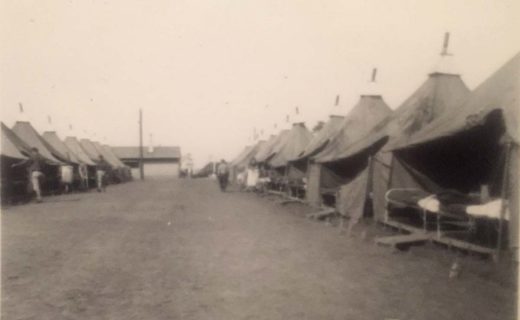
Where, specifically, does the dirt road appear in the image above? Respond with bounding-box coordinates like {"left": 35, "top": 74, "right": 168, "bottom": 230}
{"left": 2, "top": 179, "right": 516, "bottom": 319}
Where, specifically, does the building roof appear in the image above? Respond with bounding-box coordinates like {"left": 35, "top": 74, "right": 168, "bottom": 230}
{"left": 112, "top": 146, "right": 181, "bottom": 160}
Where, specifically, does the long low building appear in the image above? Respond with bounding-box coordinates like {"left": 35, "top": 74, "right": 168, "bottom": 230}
{"left": 112, "top": 146, "right": 181, "bottom": 178}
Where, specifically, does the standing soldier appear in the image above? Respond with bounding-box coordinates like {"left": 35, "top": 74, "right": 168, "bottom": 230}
{"left": 216, "top": 159, "right": 229, "bottom": 192}
{"left": 12, "top": 147, "right": 46, "bottom": 203}
{"left": 78, "top": 163, "right": 89, "bottom": 190}
{"left": 96, "top": 155, "right": 111, "bottom": 192}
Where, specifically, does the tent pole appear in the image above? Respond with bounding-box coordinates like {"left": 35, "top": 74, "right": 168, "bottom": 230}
{"left": 496, "top": 141, "right": 512, "bottom": 262}
{"left": 365, "top": 155, "right": 375, "bottom": 224}
{"left": 384, "top": 154, "right": 396, "bottom": 223}
{"left": 305, "top": 158, "right": 311, "bottom": 203}
{"left": 284, "top": 165, "right": 290, "bottom": 196}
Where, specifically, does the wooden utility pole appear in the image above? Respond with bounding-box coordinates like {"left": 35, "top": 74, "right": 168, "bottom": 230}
{"left": 139, "top": 109, "right": 144, "bottom": 180}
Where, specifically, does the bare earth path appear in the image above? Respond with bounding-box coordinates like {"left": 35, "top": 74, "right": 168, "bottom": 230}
{"left": 2, "top": 179, "right": 516, "bottom": 319}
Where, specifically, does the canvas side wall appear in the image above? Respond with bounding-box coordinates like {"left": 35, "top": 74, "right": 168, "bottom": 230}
{"left": 371, "top": 152, "right": 392, "bottom": 222}
{"left": 336, "top": 166, "right": 369, "bottom": 224}
{"left": 287, "top": 163, "right": 306, "bottom": 181}
{"left": 371, "top": 152, "right": 439, "bottom": 222}
{"left": 306, "top": 163, "right": 322, "bottom": 207}
{"left": 508, "top": 145, "right": 519, "bottom": 261}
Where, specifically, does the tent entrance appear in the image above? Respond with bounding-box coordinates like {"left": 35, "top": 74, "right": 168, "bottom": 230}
{"left": 396, "top": 109, "right": 506, "bottom": 195}
{"left": 384, "top": 110, "right": 511, "bottom": 254}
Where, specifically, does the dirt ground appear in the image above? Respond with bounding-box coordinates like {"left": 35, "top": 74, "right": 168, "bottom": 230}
{"left": 1, "top": 178, "right": 517, "bottom": 320}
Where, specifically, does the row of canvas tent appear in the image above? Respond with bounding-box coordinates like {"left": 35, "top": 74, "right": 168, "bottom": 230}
{"left": 229, "top": 51, "right": 519, "bottom": 260}
{"left": 1, "top": 120, "right": 132, "bottom": 203}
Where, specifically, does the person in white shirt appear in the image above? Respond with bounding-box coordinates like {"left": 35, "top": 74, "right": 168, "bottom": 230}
{"left": 246, "top": 159, "right": 259, "bottom": 191}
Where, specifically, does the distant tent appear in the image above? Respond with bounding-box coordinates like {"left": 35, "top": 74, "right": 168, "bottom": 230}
{"left": 11, "top": 121, "right": 63, "bottom": 164}
{"left": 64, "top": 137, "right": 96, "bottom": 166}
{"left": 328, "top": 69, "right": 470, "bottom": 230}
{"left": 386, "top": 52, "right": 519, "bottom": 257}
{"left": 254, "top": 132, "right": 289, "bottom": 164}
{"left": 230, "top": 145, "right": 254, "bottom": 168}
{"left": 102, "top": 145, "right": 127, "bottom": 168}
{"left": 42, "top": 131, "right": 80, "bottom": 164}
{"left": 194, "top": 162, "right": 215, "bottom": 178}
{"left": 229, "top": 141, "right": 267, "bottom": 183}
{"left": 1, "top": 122, "right": 30, "bottom": 159}
{"left": 303, "top": 95, "right": 392, "bottom": 207}
{"left": 232, "top": 141, "right": 265, "bottom": 169}
{"left": 313, "top": 95, "right": 393, "bottom": 162}
{"left": 253, "top": 135, "right": 276, "bottom": 164}
{"left": 103, "top": 145, "right": 131, "bottom": 181}
{"left": 268, "top": 123, "right": 313, "bottom": 170}
{"left": 287, "top": 115, "right": 344, "bottom": 190}
{"left": 93, "top": 141, "right": 120, "bottom": 169}
{"left": 80, "top": 139, "right": 104, "bottom": 164}
{"left": 229, "top": 145, "right": 253, "bottom": 182}
{"left": 261, "top": 130, "right": 292, "bottom": 164}
{"left": 296, "top": 115, "right": 345, "bottom": 161}
{"left": 243, "top": 141, "right": 265, "bottom": 165}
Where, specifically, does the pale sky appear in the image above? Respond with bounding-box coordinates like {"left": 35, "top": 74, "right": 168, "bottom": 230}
{"left": 1, "top": 0, "right": 518, "bottom": 168}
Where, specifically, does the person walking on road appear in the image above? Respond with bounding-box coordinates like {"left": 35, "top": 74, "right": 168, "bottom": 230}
{"left": 96, "top": 155, "right": 111, "bottom": 192}
{"left": 216, "top": 159, "right": 229, "bottom": 192}
{"left": 11, "top": 147, "right": 46, "bottom": 203}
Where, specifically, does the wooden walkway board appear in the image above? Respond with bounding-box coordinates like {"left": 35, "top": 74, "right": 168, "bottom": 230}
{"left": 435, "top": 236, "right": 495, "bottom": 255}
{"left": 382, "top": 219, "right": 425, "bottom": 234}
{"left": 268, "top": 190, "right": 286, "bottom": 197}
{"left": 380, "top": 219, "right": 494, "bottom": 256}
{"left": 279, "top": 198, "right": 305, "bottom": 205}
{"left": 375, "top": 232, "right": 433, "bottom": 247}
{"left": 306, "top": 208, "right": 335, "bottom": 220}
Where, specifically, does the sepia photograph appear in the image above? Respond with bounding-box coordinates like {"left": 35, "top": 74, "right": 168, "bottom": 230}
{"left": 0, "top": 1, "right": 519, "bottom": 319}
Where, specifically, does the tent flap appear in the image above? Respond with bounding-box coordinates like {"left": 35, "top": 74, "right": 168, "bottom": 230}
{"left": 336, "top": 166, "right": 369, "bottom": 222}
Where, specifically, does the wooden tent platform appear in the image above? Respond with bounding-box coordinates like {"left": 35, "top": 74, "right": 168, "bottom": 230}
{"left": 379, "top": 218, "right": 496, "bottom": 257}
{"left": 375, "top": 232, "right": 433, "bottom": 248}
{"left": 306, "top": 207, "right": 336, "bottom": 220}
{"left": 268, "top": 190, "right": 286, "bottom": 197}
{"left": 265, "top": 190, "right": 308, "bottom": 206}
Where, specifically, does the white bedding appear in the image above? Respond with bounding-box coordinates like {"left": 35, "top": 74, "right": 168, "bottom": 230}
{"left": 466, "top": 199, "right": 508, "bottom": 220}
